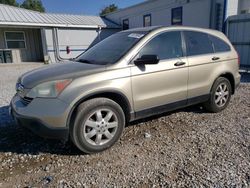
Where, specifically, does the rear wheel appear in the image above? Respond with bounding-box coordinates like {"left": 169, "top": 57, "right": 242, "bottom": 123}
{"left": 204, "top": 77, "right": 232, "bottom": 113}
{"left": 70, "top": 98, "right": 125, "bottom": 154}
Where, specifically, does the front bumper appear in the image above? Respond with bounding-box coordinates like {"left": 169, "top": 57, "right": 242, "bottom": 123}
{"left": 10, "top": 95, "right": 70, "bottom": 140}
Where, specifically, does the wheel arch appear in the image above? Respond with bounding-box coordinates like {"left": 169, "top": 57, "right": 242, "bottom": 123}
{"left": 210, "top": 72, "right": 235, "bottom": 95}
{"left": 218, "top": 72, "right": 235, "bottom": 94}
{"left": 66, "top": 90, "right": 133, "bottom": 128}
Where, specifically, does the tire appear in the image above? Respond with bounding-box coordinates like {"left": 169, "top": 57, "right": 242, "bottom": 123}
{"left": 70, "top": 98, "right": 125, "bottom": 154}
{"left": 204, "top": 77, "right": 232, "bottom": 113}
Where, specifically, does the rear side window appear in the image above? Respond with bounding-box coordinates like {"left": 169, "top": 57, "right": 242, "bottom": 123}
{"left": 209, "top": 35, "right": 231, "bottom": 53}
{"left": 139, "top": 31, "right": 183, "bottom": 60}
{"left": 184, "top": 31, "right": 213, "bottom": 56}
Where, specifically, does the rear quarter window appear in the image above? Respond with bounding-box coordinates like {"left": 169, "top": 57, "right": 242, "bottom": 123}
{"left": 208, "top": 35, "right": 231, "bottom": 53}
{"left": 184, "top": 31, "right": 214, "bottom": 56}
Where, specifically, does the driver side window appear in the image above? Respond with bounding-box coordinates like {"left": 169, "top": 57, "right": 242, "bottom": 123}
{"left": 139, "top": 31, "right": 183, "bottom": 60}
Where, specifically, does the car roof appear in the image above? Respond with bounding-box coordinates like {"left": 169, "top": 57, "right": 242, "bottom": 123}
{"left": 122, "top": 26, "right": 228, "bottom": 42}
{"left": 120, "top": 26, "right": 163, "bottom": 33}
{"left": 122, "top": 26, "right": 222, "bottom": 36}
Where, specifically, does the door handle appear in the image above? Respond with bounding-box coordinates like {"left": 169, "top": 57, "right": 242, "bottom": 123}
{"left": 174, "top": 62, "right": 186, "bottom": 66}
{"left": 212, "top": 57, "right": 220, "bottom": 61}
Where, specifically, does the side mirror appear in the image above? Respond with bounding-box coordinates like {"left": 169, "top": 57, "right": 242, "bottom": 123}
{"left": 134, "top": 55, "right": 159, "bottom": 65}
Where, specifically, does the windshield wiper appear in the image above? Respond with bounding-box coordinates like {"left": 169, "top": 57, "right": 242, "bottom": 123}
{"left": 77, "top": 59, "right": 92, "bottom": 64}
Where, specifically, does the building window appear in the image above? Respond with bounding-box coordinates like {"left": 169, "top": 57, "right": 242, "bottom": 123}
{"left": 171, "top": 7, "right": 183, "bottom": 25}
{"left": 5, "top": 31, "right": 26, "bottom": 49}
{"left": 241, "top": 9, "right": 250, "bottom": 14}
{"left": 143, "top": 14, "right": 151, "bottom": 27}
{"left": 122, "top": 19, "right": 129, "bottom": 30}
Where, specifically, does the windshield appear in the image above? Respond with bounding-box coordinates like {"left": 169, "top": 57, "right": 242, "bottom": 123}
{"left": 76, "top": 31, "right": 148, "bottom": 65}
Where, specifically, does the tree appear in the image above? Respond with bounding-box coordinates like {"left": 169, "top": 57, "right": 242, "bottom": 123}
{"left": 0, "top": 0, "right": 19, "bottom": 6}
{"left": 20, "top": 0, "right": 45, "bottom": 12}
{"left": 100, "top": 4, "right": 118, "bottom": 16}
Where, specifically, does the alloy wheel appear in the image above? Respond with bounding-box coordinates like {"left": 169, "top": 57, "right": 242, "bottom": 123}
{"left": 83, "top": 109, "right": 118, "bottom": 146}
{"left": 214, "top": 83, "right": 229, "bottom": 107}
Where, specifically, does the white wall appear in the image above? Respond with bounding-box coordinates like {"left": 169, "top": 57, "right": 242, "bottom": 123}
{"left": 44, "top": 29, "right": 54, "bottom": 63}
{"left": 226, "top": 0, "right": 239, "bottom": 18}
{"left": 239, "top": 0, "right": 250, "bottom": 14}
{"left": 226, "top": 0, "right": 250, "bottom": 17}
{"left": 44, "top": 28, "right": 119, "bottom": 63}
{"left": 106, "top": 0, "right": 212, "bottom": 29}
{"left": 182, "top": 0, "right": 211, "bottom": 28}
{"left": 57, "top": 29, "right": 100, "bottom": 59}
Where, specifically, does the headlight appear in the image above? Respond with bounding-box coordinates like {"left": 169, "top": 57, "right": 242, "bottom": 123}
{"left": 26, "top": 79, "right": 72, "bottom": 98}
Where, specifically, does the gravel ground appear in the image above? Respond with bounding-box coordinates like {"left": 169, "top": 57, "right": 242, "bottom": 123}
{"left": 0, "top": 64, "right": 249, "bottom": 187}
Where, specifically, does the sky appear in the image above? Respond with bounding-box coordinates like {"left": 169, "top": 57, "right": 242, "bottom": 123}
{"left": 16, "top": 0, "right": 145, "bottom": 15}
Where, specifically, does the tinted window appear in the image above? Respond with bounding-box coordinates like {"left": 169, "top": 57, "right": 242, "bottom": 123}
{"left": 209, "top": 35, "right": 231, "bottom": 53}
{"left": 185, "top": 31, "right": 213, "bottom": 56}
{"left": 139, "top": 31, "right": 183, "bottom": 60}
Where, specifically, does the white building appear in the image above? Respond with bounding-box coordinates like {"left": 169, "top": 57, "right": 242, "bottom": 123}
{"left": 226, "top": 0, "right": 250, "bottom": 17}
{"left": 104, "top": 0, "right": 250, "bottom": 68}
{"left": 105, "top": 0, "right": 227, "bottom": 31}
{"left": 105, "top": 0, "right": 250, "bottom": 32}
{"left": 0, "top": 4, "right": 120, "bottom": 63}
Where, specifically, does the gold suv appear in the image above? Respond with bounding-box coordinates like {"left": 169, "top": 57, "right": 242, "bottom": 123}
{"left": 11, "top": 26, "right": 241, "bottom": 153}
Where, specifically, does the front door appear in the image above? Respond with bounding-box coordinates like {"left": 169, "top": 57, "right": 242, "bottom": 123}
{"left": 130, "top": 31, "right": 188, "bottom": 115}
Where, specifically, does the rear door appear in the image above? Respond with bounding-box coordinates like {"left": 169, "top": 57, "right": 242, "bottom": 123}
{"left": 184, "top": 31, "right": 233, "bottom": 99}
{"left": 184, "top": 31, "right": 219, "bottom": 99}
{"left": 131, "top": 31, "right": 188, "bottom": 114}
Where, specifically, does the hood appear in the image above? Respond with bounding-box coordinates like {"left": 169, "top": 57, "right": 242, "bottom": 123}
{"left": 19, "top": 61, "right": 105, "bottom": 88}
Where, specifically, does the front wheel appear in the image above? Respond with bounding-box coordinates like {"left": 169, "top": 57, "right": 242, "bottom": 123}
{"left": 70, "top": 98, "right": 125, "bottom": 154}
{"left": 204, "top": 77, "right": 232, "bottom": 113}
